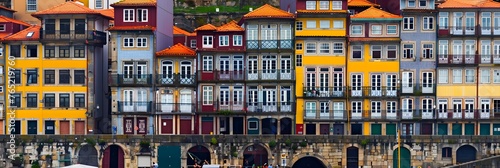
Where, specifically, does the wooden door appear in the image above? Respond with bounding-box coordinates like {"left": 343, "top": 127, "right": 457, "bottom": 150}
{"left": 75, "top": 121, "right": 85, "bottom": 135}
{"left": 60, "top": 121, "right": 70, "bottom": 135}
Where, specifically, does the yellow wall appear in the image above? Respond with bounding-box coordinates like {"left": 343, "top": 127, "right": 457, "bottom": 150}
{"left": 295, "top": 18, "right": 347, "bottom": 37}
{"left": 5, "top": 44, "right": 87, "bottom": 134}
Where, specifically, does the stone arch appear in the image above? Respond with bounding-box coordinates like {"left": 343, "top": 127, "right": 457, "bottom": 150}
{"left": 391, "top": 144, "right": 413, "bottom": 152}
{"left": 182, "top": 143, "right": 215, "bottom": 161}
{"left": 186, "top": 145, "right": 212, "bottom": 167}
{"left": 239, "top": 143, "right": 272, "bottom": 159}
{"left": 101, "top": 144, "right": 125, "bottom": 168}
{"left": 77, "top": 144, "right": 98, "bottom": 166}
{"left": 241, "top": 143, "right": 270, "bottom": 167}
{"left": 290, "top": 154, "right": 330, "bottom": 168}
{"left": 456, "top": 144, "right": 477, "bottom": 164}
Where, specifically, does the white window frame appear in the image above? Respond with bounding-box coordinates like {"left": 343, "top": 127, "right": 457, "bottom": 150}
{"left": 387, "top": 45, "right": 398, "bottom": 59}
{"left": 481, "top": 69, "right": 490, "bottom": 83}
{"left": 371, "top": 25, "right": 382, "bottom": 35}
{"left": 136, "top": 37, "right": 147, "bottom": 47}
{"left": 403, "top": 17, "right": 414, "bottom": 30}
{"left": 439, "top": 12, "right": 449, "bottom": 29}
{"left": 371, "top": 45, "right": 382, "bottom": 59}
{"left": 202, "top": 86, "right": 213, "bottom": 105}
{"left": 137, "top": 9, "right": 148, "bottom": 22}
{"left": 219, "top": 35, "right": 229, "bottom": 46}
{"left": 123, "top": 9, "right": 135, "bottom": 22}
{"left": 190, "top": 40, "right": 197, "bottom": 48}
{"left": 333, "top": 20, "right": 343, "bottom": 29}
{"left": 95, "top": 0, "right": 103, "bottom": 9}
{"left": 319, "top": 43, "right": 330, "bottom": 54}
{"left": 319, "top": 1, "right": 329, "bottom": 10}
{"left": 306, "top": 1, "right": 316, "bottom": 10}
{"left": 27, "top": 0, "right": 37, "bottom": 11}
{"left": 408, "top": 0, "right": 416, "bottom": 7}
{"left": 306, "top": 20, "right": 316, "bottom": 29}
{"left": 423, "top": 17, "right": 434, "bottom": 30}
{"left": 465, "top": 69, "right": 475, "bottom": 83}
{"left": 123, "top": 37, "right": 134, "bottom": 47}
{"left": 306, "top": 43, "right": 316, "bottom": 54}
{"left": 438, "top": 69, "right": 449, "bottom": 83}
{"left": 332, "top": 1, "right": 342, "bottom": 10}
{"left": 351, "top": 25, "right": 362, "bottom": 35}
{"left": 351, "top": 45, "right": 363, "bottom": 59}
{"left": 387, "top": 25, "right": 397, "bottom": 34}
{"left": 333, "top": 42, "right": 343, "bottom": 55}
{"left": 320, "top": 20, "right": 330, "bottom": 29}
{"left": 422, "top": 43, "right": 434, "bottom": 59}
{"left": 453, "top": 69, "right": 462, "bottom": 83}
{"left": 203, "top": 56, "right": 213, "bottom": 71}
{"left": 233, "top": 35, "right": 242, "bottom": 46}
{"left": 203, "top": 36, "right": 213, "bottom": 48}
{"left": 419, "top": 0, "right": 427, "bottom": 7}
{"left": 403, "top": 44, "right": 414, "bottom": 59}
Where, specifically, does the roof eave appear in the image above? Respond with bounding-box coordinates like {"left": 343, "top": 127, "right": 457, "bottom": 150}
{"left": 351, "top": 18, "right": 402, "bottom": 21}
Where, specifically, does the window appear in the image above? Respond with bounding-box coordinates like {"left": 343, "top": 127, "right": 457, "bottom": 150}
{"left": 296, "top": 21, "right": 303, "bottom": 30}
{"left": 306, "top": 43, "right": 316, "bottom": 54}
{"left": 306, "top": 20, "right": 316, "bottom": 29}
{"left": 333, "top": 21, "right": 343, "bottom": 29}
{"left": 439, "top": 12, "right": 449, "bottom": 29}
{"left": 137, "top": 9, "right": 148, "bottom": 22}
{"left": 75, "top": 19, "right": 85, "bottom": 34}
{"left": 371, "top": 45, "right": 382, "bottom": 59}
{"left": 74, "top": 94, "right": 85, "bottom": 107}
{"left": 333, "top": 42, "right": 343, "bottom": 54}
{"left": 296, "top": 43, "right": 303, "bottom": 50}
{"left": 202, "top": 36, "right": 213, "bottom": 48}
{"left": 0, "top": 24, "right": 5, "bottom": 31}
{"left": 203, "top": 56, "right": 213, "bottom": 71}
{"left": 371, "top": 25, "right": 382, "bottom": 34}
{"left": 233, "top": 35, "right": 242, "bottom": 46}
{"left": 319, "top": 1, "right": 329, "bottom": 10}
{"left": 387, "top": 25, "right": 397, "bottom": 34}
{"left": 319, "top": 43, "right": 330, "bottom": 54}
{"left": 44, "top": 94, "right": 55, "bottom": 108}
{"left": 10, "top": 45, "right": 20, "bottom": 57}
{"left": 10, "top": 93, "right": 20, "bottom": 107}
{"left": 59, "top": 94, "right": 70, "bottom": 107}
{"left": 27, "top": 0, "right": 37, "bottom": 11}
{"left": 74, "top": 70, "right": 85, "bottom": 84}
{"left": 95, "top": 0, "right": 103, "bottom": 8}
{"left": 27, "top": 93, "right": 37, "bottom": 108}
{"left": 123, "top": 38, "right": 134, "bottom": 47}
{"left": 296, "top": 55, "right": 302, "bottom": 66}
{"left": 422, "top": 44, "right": 433, "bottom": 59}
{"left": 403, "top": 44, "right": 414, "bottom": 59}
{"left": 26, "top": 45, "right": 37, "bottom": 58}
{"left": 124, "top": 9, "right": 135, "bottom": 22}
{"left": 248, "top": 121, "right": 258, "bottom": 130}
{"left": 12, "top": 69, "right": 21, "bottom": 84}
{"left": 219, "top": 35, "right": 229, "bottom": 46}
{"left": 44, "top": 46, "right": 55, "bottom": 58}
{"left": 438, "top": 69, "right": 449, "bottom": 83}
{"left": 403, "top": 17, "right": 414, "bottom": 30}
{"left": 59, "top": 70, "right": 70, "bottom": 84}
{"left": 419, "top": 0, "right": 427, "bottom": 7}
{"left": 465, "top": 69, "right": 475, "bottom": 83}
{"left": 319, "top": 20, "right": 330, "bottom": 29}
{"left": 202, "top": 86, "right": 213, "bottom": 105}
{"left": 481, "top": 69, "right": 490, "bottom": 83}
{"left": 27, "top": 69, "right": 37, "bottom": 84}
{"left": 306, "top": 1, "right": 316, "bottom": 10}
{"left": 387, "top": 45, "right": 397, "bottom": 59}
{"left": 332, "top": 1, "right": 342, "bottom": 10}
{"left": 351, "top": 25, "right": 362, "bottom": 35}
{"left": 453, "top": 69, "right": 462, "bottom": 83}
{"left": 74, "top": 46, "right": 85, "bottom": 58}
{"left": 45, "top": 19, "right": 55, "bottom": 34}
{"left": 44, "top": 70, "right": 55, "bottom": 84}
{"left": 423, "top": 17, "right": 434, "bottom": 30}
{"left": 442, "top": 147, "right": 452, "bottom": 158}
{"left": 352, "top": 45, "right": 362, "bottom": 59}
{"left": 494, "top": 69, "right": 500, "bottom": 83}
{"left": 137, "top": 38, "right": 147, "bottom": 47}
{"left": 408, "top": 0, "right": 415, "bottom": 7}
{"left": 190, "top": 40, "right": 196, "bottom": 48}
{"left": 59, "top": 46, "right": 70, "bottom": 58}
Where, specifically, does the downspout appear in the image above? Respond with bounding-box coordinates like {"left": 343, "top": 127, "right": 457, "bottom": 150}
{"left": 346, "top": 12, "right": 350, "bottom": 135}
{"left": 475, "top": 10, "right": 480, "bottom": 136}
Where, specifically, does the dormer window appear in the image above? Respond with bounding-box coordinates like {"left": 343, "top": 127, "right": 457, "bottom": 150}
{"left": 419, "top": 0, "right": 427, "bottom": 7}
{"left": 408, "top": 0, "right": 416, "bottom": 7}
{"left": 306, "top": 1, "right": 316, "bottom": 10}
{"left": 137, "top": 9, "right": 148, "bottom": 22}
{"left": 124, "top": 9, "right": 135, "bottom": 22}
{"left": 203, "top": 36, "right": 213, "bottom": 48}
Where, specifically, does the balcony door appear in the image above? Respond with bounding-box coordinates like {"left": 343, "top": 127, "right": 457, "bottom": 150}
{"left": 481, "top": 99, "right": 490, "bottom": 119}
{"left": 280, "top": 56, "right": 292, "bottom": 80}
{"left": 494, "top": 12, "right": 500, "bottom": 34}
{"left": 233, "top": 86, "right": 244, "bottom": 111}
{"left": 219, "top": 86, "right": 230, "bottom": 110}
{"left": 402, "top": 98, "right": 413, "bottom": 119}
{"left": 453, "top": 99, "right": 462, "bottom": 119}
{"left": 233, "top": 56, "right": 244, "bottom": 80}
{"left": 386, "top": 101, "right": 397, "bottom": 119}
{"left": 136, "top": 62, "right": 148, "bottom": 83}
{"left": 180, "top": 90, "right": 192, "bottom": 112}
{"left": 465, "top": 12, "right": 475, "bottom": 35}
{"left": 123, "top": 90, "right": 134, "bottom": 112}
{"left": 482, "top": 12, "right": 492, "bottom": 35}
{"left": 280, "top": 86, "right": 292, "bottom": 112}
{"left": 180, "top": 61, "right": 192, "bottom": 84}
{"left": 422, "top": 99, "right": 434, "bottom": 119}
{"left": 219, "top": 56, "right": 230, "bottom": 80}
{"left": 422, "top": 72, "right": 433, "bottom": 93}
{"left": 319, "top": 68, "right": 329, "bottom": 97}
{"left": 305, "top": 102, "right": 316, "bottom": 118}
{"left": 160, "top": 92, "right": 174, "bottom": 112}
{"left": 263, "top": 87, "right": 277, "bottom": 112}
{"left": 402, "top": 72, "right": 413, "bottom": 93}
{"left": 333, "top": 68, "right": 343, "bottom": 96}
{"left": 481, "top": 40, "right": 491, "bottom": 63}
{"left": 351, "top": 101, "right": 362, "bottom": 119}
{"left": 438, "top": 99, "right": 448, "bottom": 119}
{"left": 161, "top": 61, "right": 174, "bottom": 84}
{"left": 262, "top": 55, "right": 277, "bottom": 80}
{"left": 350, "top": 74, "right": 362, "bottom": 97}
{"left": 123, "top": 62, "right": 134, "bottom": 82}
{"left": 386, "top": 74, "right": 397, "bottom": 96}
{"left": 370, "top": 101, "right": 381, "bottom": 118}
{"left": 320, "top": 101, "right": 330, "bottom": 118}
{"left": 370, "top": 74, "right": 382, "bottom": 97}
{"left": 137, "top": 90, "right": 147, "bottom": 112}
{"left": 333, "top": 102, "right": 344, "bottom": 119}
{"left": 247, "top": 56, "right": 258, "bottom": 80}
{"left": 465, "top": 99, "right": 474, "bottom": 119}
{"left": 453, "top": 12, "right": 463, "bottom": 34}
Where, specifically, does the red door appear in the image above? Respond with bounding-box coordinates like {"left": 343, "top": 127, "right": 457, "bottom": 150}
{"left": 161, "top": 118, "right": 173, "bottom": 134}
{"left": 180, "top": 116, "right": 192, "bottom": 134}
{"left": 74, "top": 121, "right": 85, "bottom": 135}
{"left": 60, "top": 121, "right": 70, "bottom": 135}
{"left": 102, "top": 145, "right": 110, "bottom": 168}
{"left": 102, "top": 145, "right": 124, "bottom": 168}
{"left": 202, "top": 117, "right": 213, "bottom": 134}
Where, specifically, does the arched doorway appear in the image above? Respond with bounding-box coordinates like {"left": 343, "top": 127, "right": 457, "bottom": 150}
{"left": 280, "top": 118, "right": 292, "bottom": 134}
{"left": 102, "top": 145, "right": 124, "bottom": 168}
{"left": 346, "top": 146, "right": 359, "bottom": 168}
{"left": 456, "top": 145, "right": 477, "bottom": 164}
{"left": 262, "top": 118, "right": 277, "bottom": 134}
{"left": 292, "top": 156, "right": 326, "bottom": 168}
{"left": 243, "top": 144, "right": 268, "bottom": 167}
{"left": 187, "top": 145, "right": 211, "bottom": 167}
{"left": 78, "top": 144, "right": 98, "bottom": 166}
{"left": 393, "top": 147, "right": 411, "bottom": 168}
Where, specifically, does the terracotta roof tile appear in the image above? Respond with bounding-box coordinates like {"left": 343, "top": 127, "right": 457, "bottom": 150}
{"left": 351, "top": 6, "right": 401, "bottom": 19}
{"left": 195, "top": 24, "right": 217, "bottom": 31}
{"left": 349, "top": 37, "right": 401, "bottom": 42}
{"left": 3, "top": 25, "right": 41, "bottom": 41}
{"left": 111, "top": 0, "right": 156, "bottom": 7}
{"left": 32, "top": 1, "right": 113, "bottom": 20}
{"left": 0, "top": 15, "right": 31, "bottom": 27}
{"left": 173, "top": 26, "right": 195, "bottom": 36}
{"left": 216, "top": 20, "right": 244, "bottom": 32}
{"left": 156, "top": 43, "right": 196, "bottom": 57}
{"left": 243, "top": 4, "right": 294, "bottom": 19}
{"left": 97, "top": 9, "right": 114, "bottom": 20}
{"left": 0, "top": 5, "right": 15, "bottom": 12}
{"left": 348, "top": 0, "right": 380, "bottom": 7}
{"left": 0, "top": 32, "right": 11, "bottom": 40}
{"left": 438, "top": 0, "right": 500, "bottom": 8}
{"left": 108, "top": 25, "right": 156, "bottom": 31}
{"left": 296, "top": 10, "right": 348, "bottom": 14}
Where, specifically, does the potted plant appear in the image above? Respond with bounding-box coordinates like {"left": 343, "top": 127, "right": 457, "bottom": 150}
{"left": 210, "top": 137, "right": 218, "bottom": 146}
{"left": 268, "top": 140, "right": 277, "bottom": 149}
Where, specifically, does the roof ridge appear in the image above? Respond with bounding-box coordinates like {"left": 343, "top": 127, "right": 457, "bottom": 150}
{"left": 351, "top": 6, "right": 401, "bottom": 19}
{"left": 156, "top": 43, "right": 196, "bottom": 56}
{"left": 243, "top": 3, "right": 294, "bottom": 19}
{"left": 0, "top": 15, "right": 31, "bottom": 26}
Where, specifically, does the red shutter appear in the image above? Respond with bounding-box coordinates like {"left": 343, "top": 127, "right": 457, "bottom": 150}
{"left": 60, "top": 121, "right": 70, "bottom": 135}
{"left": 74, "top": 121, "right": 85, "bottom": 135}
{"left": 180, "top": 118, "right": 191, "bottom": 134}
{"left": 118, "top": 146, "right": 125, "bottom": 168}
{"left": 102, "top": 147, "right": 110, "bottom": 168}
{"left": 161, "top": 119, "right": 173, "bottom": 134}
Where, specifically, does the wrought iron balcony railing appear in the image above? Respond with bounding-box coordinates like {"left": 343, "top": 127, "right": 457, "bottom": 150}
{"left": 302, "top": 87, "right": 346, "bottom": 98}
{"left": 109, "top": 74, "right": 153, "bottom": 86}
{"left": 198, "top": 70, "right": 245, "bottom": 82}
{"left": 437, "top": 109, "right": 492, "bottom": 120}
{"left": 349, "top": 110, "right": 400, "bottom": 121}
{"left": 437, "top": 54, "right": 478, "bottom": 65}
{"left": 438, "top": 26, "right": 478, "bottom": 36}
{"left": 40, "top": 29, "right": 107, "bottom": 45}
{"left": 116, "top": 101, "right": 153, "bottom": 113}
{"left": 304, "top": 110, "right": 347, "bottom": 120}
{"left": 400, "top": 83, "right": 436, "bottom": 95}
{"left": 156, "top": 73, "right": 196, "bottom": 86}
{"left": 478, "top": 26, "right": 500, "bottom": 36}
{"left": 197, "top": 101, "right": 246, "bottom": 113}
{"left": 479, "top": 55, "right": 500, "bottom": 64}
{"left": 246, "top": 102, "right": 295, "bottom": 113}
{"left": 155, "top": 103, "right": 195, "bottom": 113}
{"left": 348, "top": 86, "right": 399, "bottom": 98}
{"left": 246, "top": 40, "right": 293, "bottom": 50}
{"left": 246, "top": 69, "right": 295, "bottom": 81}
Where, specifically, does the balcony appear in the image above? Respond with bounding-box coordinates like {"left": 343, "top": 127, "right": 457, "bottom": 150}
{"left": 39, "top": 29, "right": 107, "bottom": 45}
{"left": 437, "top": 109, "right": 491, "bottom": 120}
{"left": 348, "top": 86, "right": 399, "bottom": 99}
{"left": 400, "top": 83, "right": 435, "bottom": 95}
{"left": 479, "top": 26, "right": 500, "bottom": 36}
{"left": 197, "top": 101, "right": 246, "bottom": 113}
{"left": 438, "top": 26, "right": 478, "bottom": 36}
{"left": 155, "top": 103, "right": 195, "bottom": 113}
{"left": 479, "top": 55, "right": 500, "bottom": 64}
{"left": 400, "top": 109, "right": 435, "bottom": 120}
{"left": 437, "top": 55, "right": 478, "bottom": 66}
{"left": 247, "top": 102, "right": 294, "bottom": 114}
{"left": 302, "top": 87, "right": 346, "bottom": 99}
{"left": 246, "top": 40, "right": 293, "bottom": 50}
{"left": 156, "top": 73, "right": 196, "bottom": 87}
{"left": 116, "top": 101, "right": 152, "bottom": 113}
{"left": 198, "top": 70, "right": 245, "bottom": 82}
{"left": 304, "top": 110, "right": 347, "bottom": 120}
{"left": 109, "top": 74, "right": 153, "bottom": 86}
{"left": 349, "top": 110, "right": 400, "bottom": 121}
{"left": 246, "top": 69, "right": 295, "bottom": 82}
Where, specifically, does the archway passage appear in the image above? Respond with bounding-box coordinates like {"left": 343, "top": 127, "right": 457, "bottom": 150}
{"left": 102, "top": 145, "right": 124, "bottom": 168}
{"left": 280, "top": 117, "right": 292, "bottom": 134}
{"left": 78, "top": 144, "right": 98, "bottom": 166}
{"left": 346, "top": 147, "right": 359, "bottom": 168}
{"left": 292, "top": 156, "right": 326, "bottom": 168}
{"left": 187, "top": 145, "right": 211, "bottom": 167}
{"left": 243, "top": 144, "right": 268, "bottom": 167}
{"left": 393, "top": 147, "right": 411, "bottom": 168}
{"left": 456, "top": 145, "right": 477, "bottom": 164}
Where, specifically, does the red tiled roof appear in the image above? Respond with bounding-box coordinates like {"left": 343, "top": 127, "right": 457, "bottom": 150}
{"left": 3, "top": 25, "right": 41, "bottom": 41}
{"left": 348, "top": 0, "right": 380, "bottom": 7}
{"left": 195, "top": 24, "right": 217, "bottom": 31}
{"left": 216, "top": 20, "right": 244, "bottom": 32}
{"left": 156, "top": 43, "right": 196, "bottom": 57}
{"left": 0, "top": 5, "right": 15, "bottom": 12}
{"left": 32, "top": 1, "right": 113, "bottom": 20}
{"left": 97, "top": 9, "right": 114, "bottom": 20}
{"left": 0, "top": 15, "right": 31, "bottom": 27}
{"left": 107, "top": 25, "right": 156, "bottom": 31}
{"left": 296, "top": 10, "right": 348, "bottom": 14}
{"left": 351, "top": 6, "right": 401, "bottom": 19}
{"left": 243, "top": 4, "right": 294, "bottom": 19}
{"left": 349, "top": 37, "right": 401, "bottom": 42}
{"left": 0, "top": 33, "right": 11, "bottom": 40}
{"left": 173, "top": 26, "right": 196, "bottom": 36}
{"left": 111, "top": 0, "right": 156, "bottom": 7}
{"left": 438, "top": 0, "right": 500, "bottom": 8}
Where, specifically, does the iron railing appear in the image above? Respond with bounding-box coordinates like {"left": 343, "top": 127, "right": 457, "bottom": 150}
{"left": 109, "top": 74, "right": 153, "bottom": 86}
{"left": 198, "top": 70, "right": 245, "bottom": 82}
{"left": 478, "top": 55, "right": 500, "bottom": 64}
{"left": 438, "top": 55, "right": 478, "bottom": 65}
{"left": 40, "top": 29, "right": 107, "bottom": 45}
{"left": 155, "top": 103, "right": 195, "bottom": 113}
{"left": 438, "top": 26, "right": 479, "bottom": 36}
{"left": 156, "top": 73, "right": 196, "bottom": 86}
{"left": 302, "top": 87, "right": 346, "bottom": 98}
{"left": 400, "top": 83, "right": 436, "bottom": 95}
{"left": 246, "top": 40, "right": 293, "bottom": 50}
{"left": 116, "top": 101, "right": 153, "bottom": 113}
{"left": 348, "top": 86, "right": 400, "bottom": 98}
{"left": 245, "top": 69, "right": 295, "bottom": 81}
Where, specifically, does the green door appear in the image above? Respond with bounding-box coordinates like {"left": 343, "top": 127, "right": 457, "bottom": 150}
{"left": 371, "top": 124, "right": 381, "bottom": 135}
{"left": 386, "top": 124, "right": 396, "bottom": 135}
{"left": 438, "top": 124, "right": 448, "bottom": 135}
{"left": 393, "top": 147, "right": 411, "bottom": 168}
{"left": 480, "top": 124, "right": 490, "bottom": 135}
{"left": 158, "top": 146, "right": 181, "bottom": 168}
{"left": 464, "top": 124, "right": 474, "bottom": 135}
{"left": 493, "top": 124, "right": 500, "bottom": 135}
{"left": 452, "top": 123, "right": 462, "bottom": 135}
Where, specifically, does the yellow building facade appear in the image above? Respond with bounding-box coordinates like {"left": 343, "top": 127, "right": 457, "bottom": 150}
{"left": 294, "top": 0, "right": 348, "bottom": 135}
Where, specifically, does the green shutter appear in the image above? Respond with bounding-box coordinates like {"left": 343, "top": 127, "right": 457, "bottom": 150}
{"left": 480, "top": 124, "right": 490, "bottom": 135}
{"left": 493, "top": 124, "right": 500, "bottom": 135}
{"left": 464, "top": 124, "right": 475, "bottom": 135}
{"left": 438, "top": 124, "right": 448, "bottom": 135}
{"left": 452, "top": 123, "right": 462, "bottom": 135}
{"left": 386, "top": 124, "right": 396, "bottom": 135}
{"left": 371, "top": 124, "right": 381, "bottom": 135}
